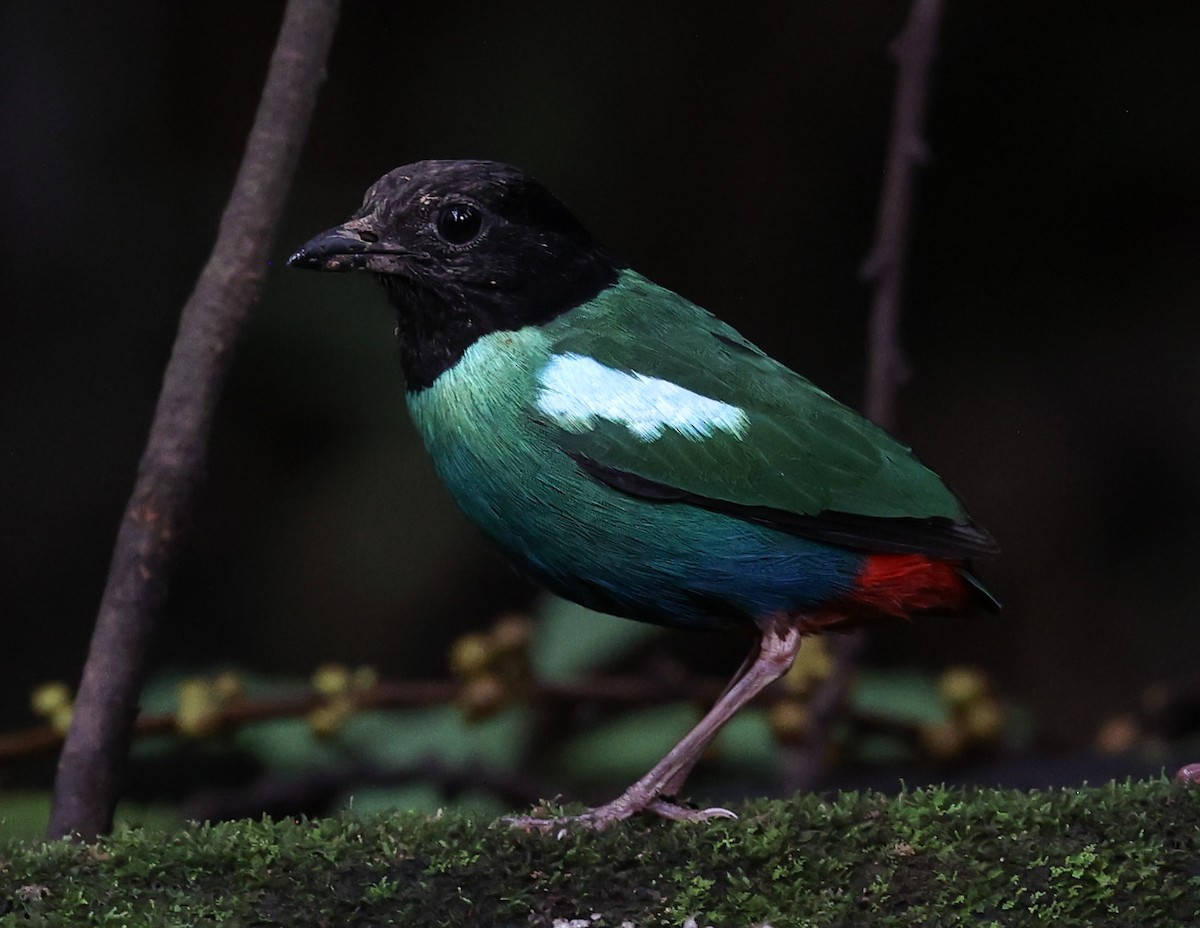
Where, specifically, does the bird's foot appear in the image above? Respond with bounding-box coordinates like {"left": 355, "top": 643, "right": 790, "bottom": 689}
{"left": 503, "top": 794, "right": 737, "bottom": 834}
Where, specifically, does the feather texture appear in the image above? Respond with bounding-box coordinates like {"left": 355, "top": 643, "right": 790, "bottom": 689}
{"left": 545, "top": 271, "right": 997, "bottom": 559}
{"left": 406, "top": 270, "right": 995, "bottom": 630}
{"left": 408, "top": 325, "right": 869, "bottom": 630}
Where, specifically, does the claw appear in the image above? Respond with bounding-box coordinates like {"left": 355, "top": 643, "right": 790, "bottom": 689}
{"left": 646, "top": 798, "right": 738, "bottom": 823}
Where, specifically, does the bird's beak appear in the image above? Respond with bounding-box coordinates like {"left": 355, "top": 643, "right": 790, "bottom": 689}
{"left": 287, "top": 218, "right": 424, "bottom": 273}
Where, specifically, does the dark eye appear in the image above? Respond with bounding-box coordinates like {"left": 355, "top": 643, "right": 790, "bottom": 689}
{"left": 435, "top": 203, "right": 483, "bottom": 246}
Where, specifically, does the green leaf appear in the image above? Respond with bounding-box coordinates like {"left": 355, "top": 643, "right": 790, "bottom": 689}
{"left": 531, "top": 595, "right": 660, "bottom": 681}
{"left": 853, "top": 670, "right": 951, "bottom": 727}
{"left": 555, "top": 703, "right": 701, "bottom": 782}
{"left": 339, "top": 705, "right": 529, "bottom": 770}
{"left": 713, "top": 708, "right": 779, "bottom": 770}
{"left": 232, "top": 717, "right": 348, "bottom": 774}
{"left": 552, "top": 703, "right": 779, "bottom": 783}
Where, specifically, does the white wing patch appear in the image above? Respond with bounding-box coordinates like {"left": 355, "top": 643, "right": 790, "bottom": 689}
{"left": 536, "top": 353, "right": 749, "bottom": 441}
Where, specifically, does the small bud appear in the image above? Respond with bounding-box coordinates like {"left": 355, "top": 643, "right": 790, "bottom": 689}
{"left": 459, "top": 673, "right": 508, "bottom": 722}
{"left": 919, "top": 720, "right": 967, "bottom": 762}
{"left": 30, "top": 681, "right": 73, "bottom": 718}
{"left": 309, "top": 698, "right": 352, "bottom": 738}
{"left": 781, "top": 638, "right": 833, "bottom": 695}
{"left": 177, "top": 678, "right": 221, "bottom": 738}
{"left": 939, "top": 667, "right": 988, "bottom": 709}
{"left": 449, "top": 633, "right": 494, "bottom": 680}
{"left": 768, "top": 699, "right": 811, "bottom": 744}
{"left": 212, "top": 671, "right": 244, "bottom": 702}
{"left": 313, "top": 663, "right": 351, "bottom": 696}
{"left": 490, "top": 614, "right": 533, "bottom": 655}
{"left": 962, "top": 698, "right": 1005, "bottom": 744}
{"left": 1095, "top": 713, "right": 1140, "bottom": 755}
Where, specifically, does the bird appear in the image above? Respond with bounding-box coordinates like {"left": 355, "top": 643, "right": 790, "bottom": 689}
{"left": 288, "top": 159, "right": 998, "bottom": 830}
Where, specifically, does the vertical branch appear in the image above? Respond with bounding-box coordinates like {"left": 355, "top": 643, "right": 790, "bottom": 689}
{"left": 48, "top": 0, "right": 341, "bottom": 841}
{"left": 783, "top": 0, "right": 945, "bottom": 793}
{"left": 861, "top": 0, "right": 944, "bottom": 431}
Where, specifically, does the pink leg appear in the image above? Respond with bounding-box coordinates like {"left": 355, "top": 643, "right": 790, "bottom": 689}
{"left": 506, "top": 622, "right": 803, "bottom": 831}
{"left": 655, "top": 634, "right": 762, "bottom": 799}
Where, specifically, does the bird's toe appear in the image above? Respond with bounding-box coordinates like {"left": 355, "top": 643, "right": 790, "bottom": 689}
{"left": 646, "top": 798, "right": 738, "bottom": 823}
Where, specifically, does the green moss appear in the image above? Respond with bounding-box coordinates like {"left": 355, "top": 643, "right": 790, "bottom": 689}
{"left": 1, "top": 779, "right": 1197, "bottom": 926}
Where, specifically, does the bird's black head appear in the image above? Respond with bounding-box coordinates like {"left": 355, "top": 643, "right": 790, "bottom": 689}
{"left": 289, "top": 160, "right": 620, "bottom": 390}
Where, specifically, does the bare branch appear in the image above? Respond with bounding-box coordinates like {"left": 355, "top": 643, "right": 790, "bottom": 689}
{"left": 6, "top": 676, "right": 732, "bottom": 765}
{"left": 785, "top": 0, "right": 945, "bottom": 794}
{"left": 861, "top": 0, "right": 944, "bottom": 432}
{"left": 48, "top": 0, "right": 341, "bottom": 841}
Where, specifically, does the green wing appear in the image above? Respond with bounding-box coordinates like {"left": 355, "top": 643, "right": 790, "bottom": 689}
{"left": 538, "top": 272, "right": 997, "bottom": 559}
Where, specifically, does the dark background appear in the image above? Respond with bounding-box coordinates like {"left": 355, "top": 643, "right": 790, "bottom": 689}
{"left": 3, "top": 2, "right": 1198, "bottom": 771}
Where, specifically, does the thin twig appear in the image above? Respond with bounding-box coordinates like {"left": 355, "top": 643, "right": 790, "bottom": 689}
{"left": 47, "top": 0, "right": 341, "bottom": 841}
{"left": 5, "top": 676, "right": 733, "bottom": 764}
{"left": 861, "top": 0, "right": 943, "bottom": 431}
{"left": 7, "top": 672, "right": 950, "bottom": 779}
{"left": 784, "top": 0, "right": 945, "bottom": 794}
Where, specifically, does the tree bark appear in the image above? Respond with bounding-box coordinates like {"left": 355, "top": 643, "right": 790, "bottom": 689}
{"left": 48, "top": 0, "right": 341, "bottom": 841}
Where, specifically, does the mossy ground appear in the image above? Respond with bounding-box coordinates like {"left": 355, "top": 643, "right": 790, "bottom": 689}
{"left": 1, "top": 779, "right": 1197, "bottom": 926}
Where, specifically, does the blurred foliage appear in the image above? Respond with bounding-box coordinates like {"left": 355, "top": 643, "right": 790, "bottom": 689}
{"left": 1, "top": 598, "right": 1036, "bottom": 839}
{"left": 531, "top": 598, "right": 661, "bottom": 682}
{"left": 554, "top": 704, "right": 781, "bottom": 787}
{"left": 855, "top": 669, "right": 950, "bottom": 728}
{"left": 28, "top": 682, "right": 73, "bottom": 735}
